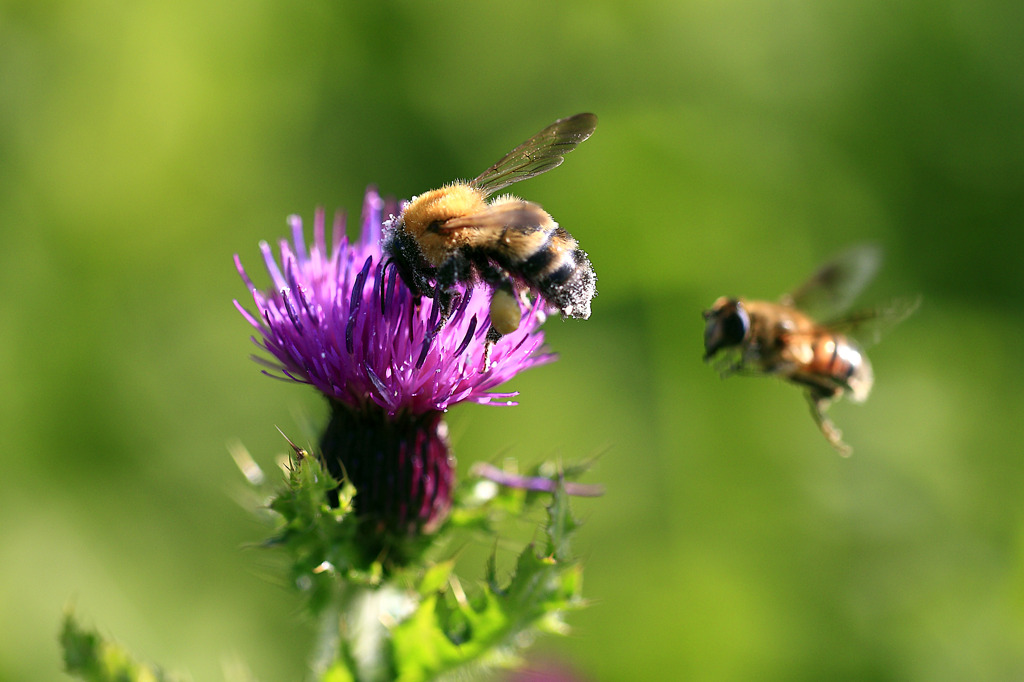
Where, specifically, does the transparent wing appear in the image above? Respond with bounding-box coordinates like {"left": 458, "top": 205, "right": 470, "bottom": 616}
{"left": 821, "top": 296, "right": 921, "bottom": 347}
{"left": 782, "top": 244, "right": 883, "bottom": 321}
{"left": 438, "top": 200, "right": 550, "bottom": 235}
{"left": 470, "top": 113, "right": 597, "bottom": 197}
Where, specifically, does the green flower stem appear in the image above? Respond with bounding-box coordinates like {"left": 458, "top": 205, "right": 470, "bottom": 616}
{"left": 318, "top": 583, "right": 416, "bottom": 682}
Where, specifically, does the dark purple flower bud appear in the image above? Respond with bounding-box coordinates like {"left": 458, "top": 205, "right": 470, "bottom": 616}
{"left": 319, "top": 402, "right": 453, "bottom": 535}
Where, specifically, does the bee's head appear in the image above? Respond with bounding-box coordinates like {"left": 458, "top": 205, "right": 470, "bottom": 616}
{"left": 703, "top": 297, "right": 749, "bottom": 359}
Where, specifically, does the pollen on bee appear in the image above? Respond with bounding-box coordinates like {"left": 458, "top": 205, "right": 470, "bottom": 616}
{"left": 489, "top": 288, "right": 522, "bottom": 335}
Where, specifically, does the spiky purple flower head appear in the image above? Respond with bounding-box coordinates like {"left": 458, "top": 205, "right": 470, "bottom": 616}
{"left": 235, "top": 188, "right": 553, "bottom": 536}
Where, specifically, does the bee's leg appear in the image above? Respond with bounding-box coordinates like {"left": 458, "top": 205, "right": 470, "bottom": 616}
{"left": 414, "top": 283, "right": 459, "bottom": 369}
{"left": 805, "top": 392, "right": 852, "bottom": 456}
{"left": 708, "top": 352, "right": 744, "bottom": 378}
{"left": 717, "top": 358, "right": 741, "bottom": 378}
{"left": 482, "top": 326, "right": 502, "bottom": 372}
{"left": 432, "top": 283, "right": 458, "bottom": 331}
{"left": 386, "top": 228, "right": 433, "bottom": 298}
{"left": 409, "top": 279, "right": 454, "bottom": 370}
{"left": 432, "top": 256, "right": 472, "bottom": 333}
{"left": 473, "top": 260, "right": 521, "bottom": 371}
{"left": 481, "top": 290, "right": 509, "bottom": 372}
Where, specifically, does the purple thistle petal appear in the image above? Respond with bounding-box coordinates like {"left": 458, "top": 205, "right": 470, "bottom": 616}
{"left": 364, "top": 364, "right": 397, "bottom": 411}
{"left": 281, "top": 290, "right": 304, "bottom": 337}
{"left": 288, "top": 214, "right": 307, "bottom": 264}
{"left": 260, "top": 241, "right": 288, "bottom": 292}
{"left": 454, "top": 316, "right": 478, "bottom": 357}
{"left": 472, "top": 462, "right": 605, "bottom": 497}
{"left": 234, "top": 254, "right": 257, "bottom": 293}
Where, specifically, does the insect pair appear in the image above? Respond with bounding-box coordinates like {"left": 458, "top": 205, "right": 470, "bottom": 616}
{"left": 384, "top": 113, "right": 917, "bottom": 453}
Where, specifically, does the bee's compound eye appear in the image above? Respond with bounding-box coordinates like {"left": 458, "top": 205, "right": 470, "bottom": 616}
{"left": 704, "top": 299, "right": 749, "bottom": 357}
{"left": 722, "top": 303, "right": 749, "bottom": 344}
{"left": 489, "top": 289, "right": 522, "bottom": 335}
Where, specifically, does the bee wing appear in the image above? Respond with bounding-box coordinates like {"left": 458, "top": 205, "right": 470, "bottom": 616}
{"left": 470, "top": 113, "right": 597, "bottom": 197}
{"left": 820, "top": 296, "right": 921, "bottom": 347}
{"left": 438, "top": 200, "right": 550, "bottom": 234}
{"left": 782, "top": 244, "right": 883, "bottom": 321}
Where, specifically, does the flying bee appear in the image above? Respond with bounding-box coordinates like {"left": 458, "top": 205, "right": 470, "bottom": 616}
{"left": 702, "top": 244, "right": 919, "bottom": 455}
{"left": 383, "top": 113, "right": 598, "bottom": 362}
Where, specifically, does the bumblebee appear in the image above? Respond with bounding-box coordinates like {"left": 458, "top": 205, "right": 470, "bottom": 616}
{"left": 703, "top": 244, "right": 919, "bottom": 455}
{"left": 383, "top": 113, "right": 598, "bottom": 360}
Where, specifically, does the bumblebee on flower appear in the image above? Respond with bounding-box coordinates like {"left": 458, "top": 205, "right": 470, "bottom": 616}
{"left": 235, "top": 188, "right": 555, "bottom": 541}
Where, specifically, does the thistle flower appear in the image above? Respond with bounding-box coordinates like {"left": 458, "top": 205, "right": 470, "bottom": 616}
{"left": 235, "top": 188, "right": 553, "bottom": 537}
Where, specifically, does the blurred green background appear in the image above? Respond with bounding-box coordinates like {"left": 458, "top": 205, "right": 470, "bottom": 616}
{"left": 3, "top": 0, "right": 1023, "bottom": 679}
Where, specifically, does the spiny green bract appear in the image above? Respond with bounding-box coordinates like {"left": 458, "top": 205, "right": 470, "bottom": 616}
{"left": 387, "top": 486, "right": 585, "bottom": 682}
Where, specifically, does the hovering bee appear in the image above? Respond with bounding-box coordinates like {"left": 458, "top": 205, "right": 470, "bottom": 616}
{"left": 702, "top": 244, "right": 919, "bottom": 455}
{"left": 383, "top": 113, "right": 598, "bottom": 361}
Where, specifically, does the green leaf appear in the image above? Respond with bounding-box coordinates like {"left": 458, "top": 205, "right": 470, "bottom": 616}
{"left": 387, "top": 483, "right": 585, "bottom": 680}
{"left": 61, "top": 611, "right": 185, "bottom": 682}
{"left": 417, "top": 561, "right": 455, "bottom": 596}
{"left": 321, "top": 661, "right": 357, "bottom": 682}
